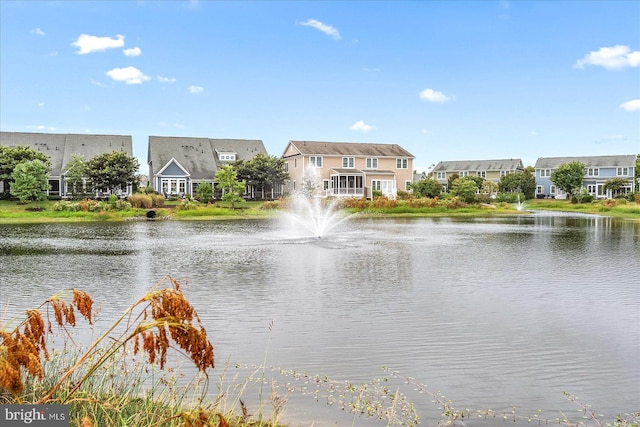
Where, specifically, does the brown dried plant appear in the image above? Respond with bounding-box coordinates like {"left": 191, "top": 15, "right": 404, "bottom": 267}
{"left": 1, "top": 276, "right": 214, "bottom": 410}
{"left": 0, "top": 290, "right": 93, "bottom": 400}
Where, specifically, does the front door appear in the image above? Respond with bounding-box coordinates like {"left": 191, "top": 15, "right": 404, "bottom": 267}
{"left": 381, "top": 180, "right": 395, "bottom": 197}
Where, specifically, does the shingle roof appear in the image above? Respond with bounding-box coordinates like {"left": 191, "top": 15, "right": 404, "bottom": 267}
{"left": 0, "top": 132, "right": 132, "bottom": 176}
{"left": 148, "top": 136, "right": 267, "bottom": 179}
{"left": 534, "top": 155, "right": 636, "bottom": 169}
{"left": 432, "top": 158, "right": 524, "bottom": 172}
{"left": 286, "top": 140, "right": 414, "bottom": 158}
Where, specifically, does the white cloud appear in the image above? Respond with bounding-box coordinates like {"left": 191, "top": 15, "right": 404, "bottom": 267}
{"left": 620, "top": 99, "right": 640, "bottom": 112}
{"left": 27, "top": 125, "right": 56, "bottom": 131}
{"left": 574, "top": 45, "right": 640, "bottom": 70}
{"left": 32, "top": 28, "right": 45, "bottom": 36}
{"left": 106, "top": 66, "right": 150, "bottom": 84}
{"left": 419, "top": 88, "right": 454, "bottom": 103}
{"left": 123, "top": 47, "right": 141, "bottom": 57}
{"left": 189, "top": 85, "right": 204, "bottom": 94}
{"left": 38, "top": 102, "right": 45, "bottom": 107}
{"left": 349, "top": 120, "right": 375, "bottom": 132}
{"left": 299, "top": 19, "right": 341, "bottom": 40}
{"left": 158, "top": 75, "right": 176, "bottom": 83}
{"left": 72, "top": 34, "right": 125, "bottom": 55}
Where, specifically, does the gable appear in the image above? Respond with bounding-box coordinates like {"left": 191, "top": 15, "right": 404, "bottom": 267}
{"left": 157, "top": 158, "right": 189, "bottom": 176}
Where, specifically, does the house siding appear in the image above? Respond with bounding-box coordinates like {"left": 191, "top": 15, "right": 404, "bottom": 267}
{"left": 534, "top": 155, "right": 636, "bottom": 199}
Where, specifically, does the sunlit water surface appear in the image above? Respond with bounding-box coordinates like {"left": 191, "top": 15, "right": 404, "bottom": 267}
{"left": 1, "top": 212, "right": 638, "bottom": 426}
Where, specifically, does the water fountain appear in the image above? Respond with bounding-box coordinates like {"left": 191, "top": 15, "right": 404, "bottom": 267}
{"left": 281, "top": 168, "right": 352, "bottom": 239}
{"left": 515, "top": 194, "right": 525, "bottom": 211}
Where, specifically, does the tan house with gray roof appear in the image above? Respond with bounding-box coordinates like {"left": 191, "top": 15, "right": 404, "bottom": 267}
{"left": 430, "top": 158, "right": 524, "bottom": 191}
{"left": 282, "top": 140, "right": 415, "bottom": 199}
{"left": 0, "top": 131, "right": 133, "bottom": 197}
{"left": 147, "top": 136, "right": 267, "bottom": 197}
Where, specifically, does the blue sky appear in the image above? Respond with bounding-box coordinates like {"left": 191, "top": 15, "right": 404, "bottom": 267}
{"left": 1, "top": 0, "right": 639, "bottom": 175}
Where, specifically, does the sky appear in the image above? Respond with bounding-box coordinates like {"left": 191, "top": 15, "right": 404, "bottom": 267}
{"left": 1, "top": 0, "right": 639, "bottom": 176}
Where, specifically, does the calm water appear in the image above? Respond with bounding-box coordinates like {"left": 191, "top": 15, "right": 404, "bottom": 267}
{"left": 1, "top": 212, "right": 639, "bottom": 426}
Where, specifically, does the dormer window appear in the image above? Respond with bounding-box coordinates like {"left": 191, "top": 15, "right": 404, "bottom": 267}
{"left": 219, "top": 152, "right": 236, "bottom": 161}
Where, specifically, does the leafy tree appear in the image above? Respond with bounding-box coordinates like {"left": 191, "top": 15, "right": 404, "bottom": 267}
{"left": 550, "top": 161, "right": 585, "bottom": 199}
{"left": 410, "top": 178, "right": 442, "bottom": 198}
{"left": 446, "top": 173, "right": 460, "bottom": 192}
{"left": 233, "top": 153, "right": 289, "bottom": 199}
{"left": 85, "top": 151, "right": 139, "bottom": 196}
{"left": 635, "top": 154, "right": 639, "bottom": 190}
{"left": 481, "top": 180, "right": 498, "bottom": 196}
{"left": 450, "top": 177, "right": 479, "bottom": 203}
{"left": 0, "top": 145, "right": 50, "bottom": 196}
{"left": 195, "top": 182, "right": 213, "bottom": 202}
{"left": 10, "top": 159, "right": 50, "bottom": 208}
{"left": 64, "top": 154, "right": 90, "bottom": 199}
{"left": 215, "top": 164, "right": 246, "bottom": 205}
{"left": 498, "top": 170, "right": 536, "bottom": 199}
{"left": 604, "top": 177, "right": 629, "bottom": 197}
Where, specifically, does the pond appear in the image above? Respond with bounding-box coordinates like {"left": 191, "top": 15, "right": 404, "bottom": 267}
{"left": 1, "top": 212, "right": 638, "bottom": 426}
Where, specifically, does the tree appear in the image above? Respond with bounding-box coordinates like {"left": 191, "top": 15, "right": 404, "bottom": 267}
{"left": 604, "top": 177, "right": 629, "bottom": 198}
{"left": 233, "top": 153, "right": 289, "bottom": 199}
{"left": 64, "top": 154, "right": 89, "bottom": 199}
{"left": 498, "top": 170, "right": 536, "bottom": 199}
{"left": 450, "top": 177, "right": 479, "bottom": 203}
{"left": 195, "top": 182, "right": 213, "bottom": 202}
{"left": 550, "top": 161, "right": 585, "bottom": 199}
{"left": 215, "top": 164, "right": 246, "bottom": 205}
{"left": 410, "top": 178, "right": 442, "bottom": 198}
{"left": 0, "top": 145, "right": 50, "bottom": 196}
{"left": 85, "top": 151, "right": 139, "bottom": 196}
{"left": 635, "top": 154, "right": 639, "bottom": 190}
{"left": 10, "top": 159, "right": 50, "bottom": 209}
{"left": 446, "top": 173, "right": 460, "bottom": 192}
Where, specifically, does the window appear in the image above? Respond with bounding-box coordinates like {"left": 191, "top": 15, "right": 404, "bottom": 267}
{"left": 587, "top": 184, "right": 597, "bottom": 195}
{"left": 309, "top": 156, "right": 323, "bottom": 167}
{"left": 550, "top": 185, "right": 556, "bottom": 195}
{"left": 396, "top": 158, "right": 408, "bottom": 169}
{"left": 536, "top": 185, "right": 543, "bottom": 194}
{"left": 218, "top": 153, "right": 236, "bottom": 161}
{"left": 366, "top": 158, "right": 378, "bottom": 169}
{"left": 284, "top": 162, "right": 289, "bottom": 172}
{"left": 342, "top": 157, "right": 355, "bottom": 168}
{"left": 294, "top": 158, "right": 297, "bottom": 168}
{"left": 476, "top": 171, "right": 486, "bottom": 178}
{"left": 322, "top": 180, "right": 329, "bottom": 191}
{"left": 540, "top": 169, "right": 552, "bottom": 177}
{"left": 371, "top": 180, "right": 381, "bottom": 191}
{"left": 586, "top": 168, "right": 599, "bottom": 177}
{"left": 405, "top": 180, "right": 411, "bottom": 191}
{"left": 617, "top": 167, "right": 629, "bottom": 176}
{"left": 459, "top": 171, "right": 469, "bottom": 177}
{"left": 437, "top": 172, "right": 446, "bottom": 180}
{"left": 500, "top": 170, "right": 512, "bottom": 177}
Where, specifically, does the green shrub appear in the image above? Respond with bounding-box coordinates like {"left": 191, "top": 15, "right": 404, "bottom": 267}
{"left": 445, "top": 196, "right": 467, "bottom": 209}
{"left": 396, "top": 190, "right": 411, "bottom": 200}
{"left": 406, "top": 197, "right": 438, "bottom": 208}
{"left": 53, "top": 200, "right": 80, "bottom": 211}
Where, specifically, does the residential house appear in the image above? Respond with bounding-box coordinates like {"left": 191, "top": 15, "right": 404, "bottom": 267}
{"left": 147, "top": 136, "right": 268, "bottom": 198}
{"left": 429, "top": 158, "right": 524, "bottom": 191}
{"left": 534, "top": 155, "right": 636, "bottom": 199}
{"left": 0, "top": 131, "right": 133, "bottom": 197}
{"left": 281, "top": 140, "right": 415, "bottom": 199}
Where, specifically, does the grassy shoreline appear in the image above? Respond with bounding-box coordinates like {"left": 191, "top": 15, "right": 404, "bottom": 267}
{"left": 1, "top": 198, "right": 639, "bottom": 224}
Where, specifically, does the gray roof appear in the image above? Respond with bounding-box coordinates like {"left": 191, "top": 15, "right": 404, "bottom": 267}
{"left": 534, "top": 155, "right": 636, "bottom": 169}
{"left": 0, "top": 132, "right": 132, "bottom": 176}
{"left": 285, "top": 140, "right": 414, "bottom": 158}
{"left": 432, "top": 158, "right": 524, "bottom": 172}
{"left": 148, "top": 136, "right": 267, "bottom": 179}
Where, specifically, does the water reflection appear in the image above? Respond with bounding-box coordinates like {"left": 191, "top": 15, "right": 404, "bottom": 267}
{"left": 0, "top": 214, "right": 638, "bottom": 426}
